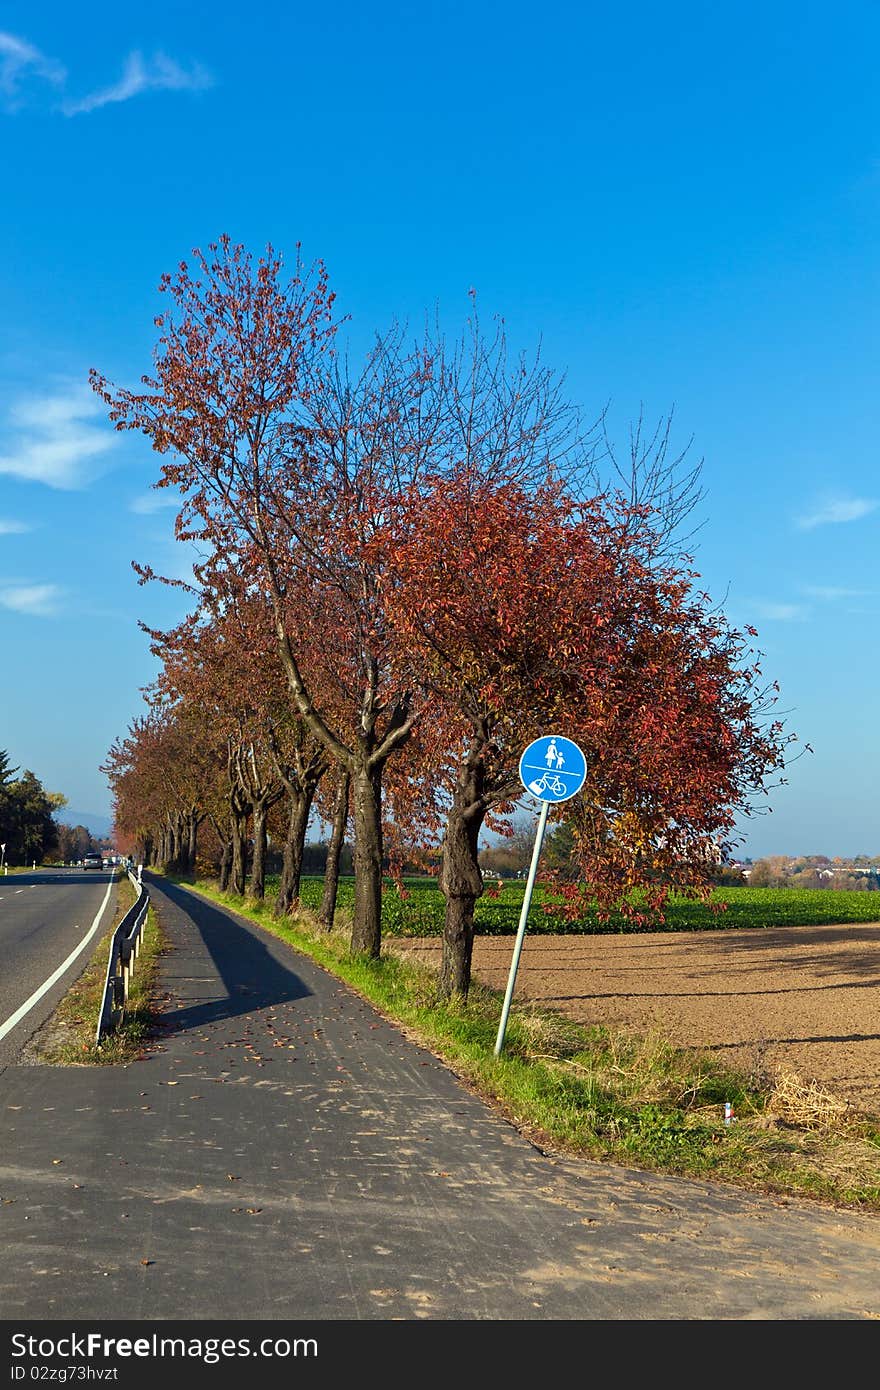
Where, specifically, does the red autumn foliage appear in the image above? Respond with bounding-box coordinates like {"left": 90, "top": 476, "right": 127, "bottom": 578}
{"left": 367, "top": 469, "right": 793, "bottom": 997}
{"left": 94, "top": 234, "right": 796, "bottom": 1002}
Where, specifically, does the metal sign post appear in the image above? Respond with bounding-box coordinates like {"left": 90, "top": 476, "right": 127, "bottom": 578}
{"left": 494, "top": 735, "right": 587, "bottom": 1056}
{"left": 494, "top": 801, "right": 550, "bottom": 1056}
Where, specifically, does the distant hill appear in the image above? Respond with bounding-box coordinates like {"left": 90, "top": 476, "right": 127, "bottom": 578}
{"left": 61, "top": 810, "right": 113, "bottom": 839}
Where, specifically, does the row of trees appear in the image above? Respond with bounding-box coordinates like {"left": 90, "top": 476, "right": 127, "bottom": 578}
{"left": 747, "top": 855, "right": 880, "bottom": 890}
{"left": 53, "top": 821, "right": 107, "bottom": 865}
{"left": 98, "top": 236, "right": 796, "bottom": 1000}
{"left": 0, "top": 749, "right": 66, "bottom": 864}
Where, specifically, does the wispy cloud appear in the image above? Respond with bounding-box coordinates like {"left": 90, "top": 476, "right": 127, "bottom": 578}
{"left": 0, "top": 518, "right": 32, "bottom": 535}
{"left": 129, "top": 491, "right": 179, "bottom": 516}
{"left": 750, "top": 601, "right": 808, "bottom": 622}
{"left": 0, "top": 31, "right": 65, "bottom": 112}
{"left": 0, "top": 385, "right": 118, "bottom": 489}
{"left": 0, "top": 582, "right": 62, "bottom": 616}
{"left": 63, "top": 51, "right": 213, "bottom": 117}
{"left": 0, "top": 32, "right": 213, "bottom": 117}
{"left": 796, "top": 497, "right": 879, "bottom": 530}
{"left": 802, "top": 584, "right": 876, "bottom": 601}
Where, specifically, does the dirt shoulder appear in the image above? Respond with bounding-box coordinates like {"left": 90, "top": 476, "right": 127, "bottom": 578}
{"left": 390, "top": 921, "right": 880, "bottom": 1116}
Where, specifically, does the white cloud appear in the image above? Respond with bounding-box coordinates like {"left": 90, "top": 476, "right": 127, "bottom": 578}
{"left": 796, "top": 497, "right": 879, "bottom": 530}
{"left": 802, "top": 584, "right": 875, "bottom": 601}
{"left": 129, "top": 492, "right": 179, "bottom": 516}
{"left": 0, "top": 31, "right": 65, "bottom": 111}
{"left": 0, "top": 385, "right": 118, "bottom": 489}
{"left": 751, "top": 601, "right": 808, "bottom": 622}
{"left": 0, "top": 583, "right": 62, "bottom": 616}
{"left": 0, "top": 32, "right": 213, "bottom": 118}
{"left": 63, "top": 51, "right": 213, "bottom": 116}
{"left": 0, "top": 518, "right": 32, "bottom": 534}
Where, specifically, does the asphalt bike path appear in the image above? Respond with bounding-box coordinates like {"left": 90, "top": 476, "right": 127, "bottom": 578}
{"left": 1, "top": 875, "right": 879, "bottom": 1320}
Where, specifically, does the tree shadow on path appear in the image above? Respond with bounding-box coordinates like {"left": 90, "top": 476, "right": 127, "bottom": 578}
{"left": 149, "top": 876, "right": 313, "bottom": 1037}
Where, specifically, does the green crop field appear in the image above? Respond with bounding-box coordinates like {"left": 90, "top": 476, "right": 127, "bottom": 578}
{"left": 273, "top": 876, "right": 880, "bottom": 935}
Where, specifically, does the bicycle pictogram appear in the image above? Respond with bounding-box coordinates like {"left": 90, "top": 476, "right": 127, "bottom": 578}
{"left": 527, "top": 771, "right": 566, "bottom": 797}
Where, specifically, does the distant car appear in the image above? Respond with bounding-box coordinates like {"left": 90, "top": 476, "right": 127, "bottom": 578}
{"left": 82, "top": 853, "right": 103, "bottom": 870}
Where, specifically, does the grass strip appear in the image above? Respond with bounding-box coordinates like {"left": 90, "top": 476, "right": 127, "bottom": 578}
{"left": 25, "top": 874, "right": 167, "bottom": 1065}
{"left": 172, "top": 877, "right": 880, "bottom": 1214}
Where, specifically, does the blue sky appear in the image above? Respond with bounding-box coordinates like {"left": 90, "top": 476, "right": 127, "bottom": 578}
{"left": 0, "top": 2, "right": 877, "bottom": 857}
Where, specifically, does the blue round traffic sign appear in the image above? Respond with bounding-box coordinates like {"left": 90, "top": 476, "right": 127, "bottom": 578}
{"left": 519, "top": 735, "right": 587, "bottom": 803}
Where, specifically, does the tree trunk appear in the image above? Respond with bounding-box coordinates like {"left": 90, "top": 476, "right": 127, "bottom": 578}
{"left": 437, "top": 770, "right": 486, "bottom": 1002}
{"left": 350, "top": 762, "right": 383, "bottom": 957}
{"left": 319, "top": 770, "right": 350, "bottom": 928}
{"left": 169, "top": 814, "right": 182, "bottom": 871}
{"left": 230, "top": 809, "right": 247, "bottom": 896}
{"left": 274, "top": 788, "right": 313, "bottom": 917}
{"left": 249, "top": 801, "right": 268, "bottom": 900}
{"left": 218, "top": 839, "right": 232, "bottom": 892}
{"left": 439, "top": 893, "right": 478, "bottom": 1000}
{"left": 186, "top": 814, "right": 199, "bottom": 874}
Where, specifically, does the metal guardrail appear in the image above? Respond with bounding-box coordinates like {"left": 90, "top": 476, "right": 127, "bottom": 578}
{"left": 95, "top": 868, "right": 150, "bottom": 1046}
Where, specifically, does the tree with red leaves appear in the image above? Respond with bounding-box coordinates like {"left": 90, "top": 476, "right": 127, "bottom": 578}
{"left": 102, "top": 705, "right": 221, "bottom": 874}
{"left": 144, "top": 588, "right": 335, "bottom": 908}
{"left": 91, "top": 237, "right": 424, "bottom": 955}
{"left": 377, "top": 470, "right": 794, "bottom": 999}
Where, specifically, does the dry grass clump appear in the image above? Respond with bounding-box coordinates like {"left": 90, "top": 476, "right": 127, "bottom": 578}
{"left": 511, "top": 1003, "right": 586, "bottom": 1057}
{"left": 519, "top": 1012, "right": 706, "bottom": 1108}
{"left": 764, "top": 1069, "right": 853, "bottom": 1129}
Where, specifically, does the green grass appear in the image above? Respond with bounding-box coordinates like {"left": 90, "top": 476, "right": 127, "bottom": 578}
{"left": 276, "top": 874, "right": 880, "bottom": 936}
{"left": 171, "top": 876, "right": 880, "bottom": 1213}
{"left": 29, "top": 874, "right": 167, "bottom": 1065}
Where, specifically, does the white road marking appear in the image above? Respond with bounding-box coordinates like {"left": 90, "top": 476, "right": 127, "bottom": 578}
{"left": 0, "top": 876, "right": 115, "bottom": 1045}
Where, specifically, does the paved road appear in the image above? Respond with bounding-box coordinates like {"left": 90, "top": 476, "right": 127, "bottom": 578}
{"left": 1, "top": 874, "right": 879, "bottom": 1321}
{"left": 0, "top": 869, "right": 117, "bottom": 1071}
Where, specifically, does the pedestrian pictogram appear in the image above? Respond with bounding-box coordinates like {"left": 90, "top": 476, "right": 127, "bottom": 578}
{"left": 519, "top": 734, "right": 586, "bottom": 803}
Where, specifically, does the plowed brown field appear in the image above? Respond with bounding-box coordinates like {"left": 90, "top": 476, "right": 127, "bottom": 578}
{"left": 390, "top": 922, "right": 880, "bottom": 1115}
